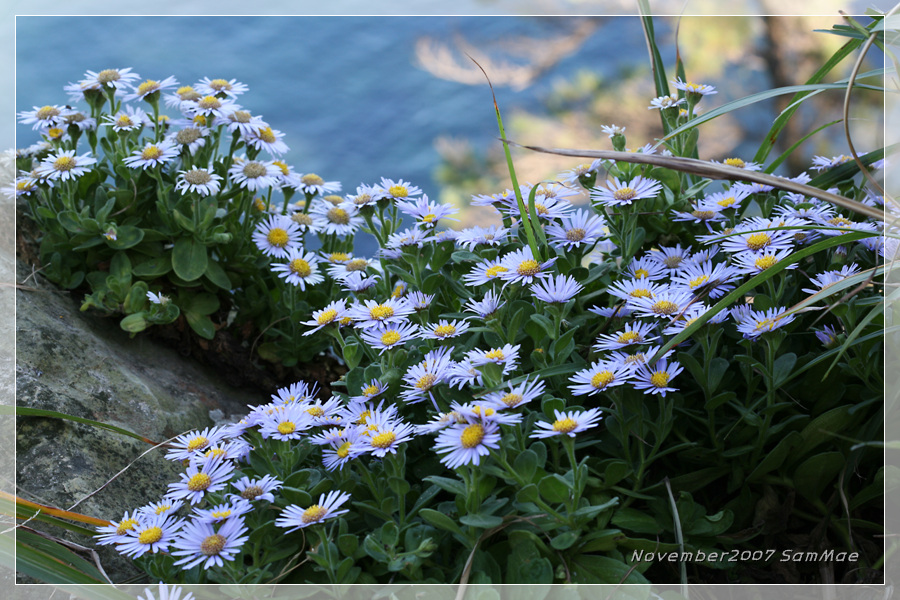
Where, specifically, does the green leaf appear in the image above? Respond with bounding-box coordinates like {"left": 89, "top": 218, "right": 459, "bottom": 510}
{"left": 107, "top": 226, "right": 144, "bottom": 250}
{"left": 338, "top": 534, "right": 359, "bottom": 558}
{"left": 529, "top": 313, "right": 555, "bottom": 339}
{"left": 172, "top": 209, "right": 195, "bottom": 233}
{"left": 792, "top": 452, "right": 845, "bottom": 503}
{"left": 611, "top": 507, "right": 663, "bottom": 535}
{"left": 419, "top": 508, "right": 465, "bottom": 537}
{"left": 506, "top": 531, "right": 553, "bottom": 584}
{"left": 204, "top": 259, "right": 232, "bottom": 290}
{"left": 188, "top": 292, "right": 220, "bottom": 316}
{"left": 172, "top": 237, "right": 208, "bottom": 282}
{"left": 10, "top": 406, "right": 158, "bottom": 445}
{"left": 459, "top": 513, "right": 503, "bottom": 529}
{"left": 550, "top": 530, "right": 581, "bottom": 550}
{"left": 12, "top": 530, "right": 106, "bottom": 584}
{"left": 515, "top": 484, "right": 540, "bottom": 505}
{"left": 513, "top": 450, "right": 539, "bottom": 483}
{"left": 747, "top": 431, "right": 802, "bottom": 482}
{"left": 771, "top": 353, "right": 797, "bottom": 388}
{"left": 185, "top": 312, "right": 215, "bottom": 340}
{"left": 424, "top": 475, "right": 466, "bottom": 497}
{"left": 57, "top": 211, "right": 88, "bottom": 234}
{"left": 549, "top": 327, "right": 577, "bottom": 361}
{"left": 119, "top": 312, "right": 149, "bottom": 334}
{"left": 579, "top": 529, "right": 626, "bottom": 553}
{"left": 570, "top": 553, "right": 650, "bottom": 585}
{"left": 132, "top": 255, "right": 172, "bottom": 278}
{"left": 538, "top": 474, "right": 570, "bottom": 504}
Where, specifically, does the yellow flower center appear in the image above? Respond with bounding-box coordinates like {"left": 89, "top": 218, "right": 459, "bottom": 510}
{"left": 36, "top": 105, "right": 60, "bottom": 120}
{"left": 306, "top": 406, "right": 325, "bottom": 418}
{"left": 232, "top": 110, "right": 252, "bottom": 123}
{"left": 205, "top": 448, "right": 226, "bottom": 459}
{"left": 188, "top": 473, "right": 212, "bottom": 491}
{"left": 416, "top": 374, "right": 437, "bottom": 390}
{"left": 553, "top": 418, "right": 578, "bottom": 434}
{"left": 745, "top": 233, "right": 771, "bottom": 250}
{"left": 346, "top": 259, "right": 368, "bottom": 272}
{"left": 388, "top": 184, "right": 408, "bottom": 198}
{"left": 301, "top": 173, "right": 324, "bottom": 186}
{"left": 392, "top": 285, "right": 405, "bottom": 298}
{"left": 625, "top": 353, "right": 645, "bottom": 365}
{"left": 370, "top": 305, "right": 394, "bottom": 320}
{"left": 460, "top": 424, "right": 485, "bottom": 449}
{"left": 433, "top": 324, "right": 457, "bottom": 338}
{"left": 755, "top": 255, "right": 778, "bottom": 270}
{"left": 198, "top": 95, "right": 222, "bottom": 110}
{"left": 176, "top": 128, "right": 202, "bottom": 144}
{"left": 141, "top": 145, "right": 163, "bottom": 160}
{"left": 258, "top": 126, "right": 277, "bottom": 143}
{"left": 278, "top": 421, "right": 296, "bottom": 435}
{"left": 211, "top": 509, "right": 232, "bottom": 519}
{"left": 353, "top": 193, "right": 372, "bottom": 205}
{"left": 154, "top": 504, "right": 173, "bottom": 515}
{"left": 651, "top": 300, "right": 679, "bottom": 315}
{"left": 630, "top": 288, "right": 652, "bottom": 298}
{"left": 517, "top": 259, "right": 541, "bottom": 277}
{"left": 381, "top": 330, "right": 402, "bottom": 346}
{"left": 828, "top": 216, "right": 852, "bottom": 227}
{"left": 324, "top": 440, "right": 349, "bottom": 461}
{"left": 472, "top": 406, "right": 495, "bottom": 417}
{"left": 292, "top": 212, "right": 313, "bottom": 226}
{"left": 266, "top": 227, "right": 289, "bottom": 248}
{"left": 724, "top": 158, "right": 745, "bottom": 168}
{"left": 289, "top": 258, "right": 312, "bottom": 277}
{"left": 689, "top": 275, "right": 710, "bottom": 288}
{"left": 370, "top": 431, "right": 396, "bottom": 449}
{"left": 327, "top": 207, "right": 350, "bottom": 225}
{"left": 302, "top": 505, "right": 327, "bottom": 523}
{"left": 500, "top": 393, "right": 523, "bottom": 407}
{"left": 53, "top": 156, "right": 77, "bottom": 171}
{"left": 186, "top": 436, "right": 210, "bottom": 452}
{"left": 664, "top": 256, "right": 683, "bottom": 269}
{"left": 691, "top": 210, "right": 716, "bottom": 220}
{"left": 717, "top": 197, "right": 736, "bottom": 207}
{"left": 184, "top": 169, "right": 212, "bottom": 185}
{"left": 422, "top": 213, "right": 436, "bottom": 223}
{"left": 329, "top": 252, "right": 350, "bottom": 262}
{"left": 201, "top": 534, "right": 226, "bottom": 556}
{"left": 317, "top": 309, "right": 338, "bottom": 325}
{"left": 138, "top": 526, "right": 163, "bottom": 545}
{"left": 634, "top": 268, "right": 649, "bottom": 278}
{"left": 176, "top": 86, "right": 199, "bottom": 100}
{"left": 47, "top": 127, "right": 65, "bottom": 140}
{"left": 362, "top": 386, "right": 379, "bottom": 398}
{"left": 485, "top": 265, "right": 508, "bottom": 279}
{"left": 484, "top": 349, "right": 505, "bottom": 361}
{"left": 136, "top": 80, "right": 159, "bottom": 96}
{"left": 616, "top": 331, "right": 641, "bottom": 344}
{"left": 613, "top": 187, "right": 637, "bottom": 201}
{"left": 650, "top": 371, "right": 670, "bottom": 388}
{"left": 116, "top": 518, "right": 138, "bottom": 535}
{"left": 591, "top": 370, "right": 616, "bottom": 388}
{"left": 242, "top": 162, "right": 267, "bottom": 178}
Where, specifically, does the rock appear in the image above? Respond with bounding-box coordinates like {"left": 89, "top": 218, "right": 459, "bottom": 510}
{"left": 13, "top": 195, "right": 262, "bottom": 582}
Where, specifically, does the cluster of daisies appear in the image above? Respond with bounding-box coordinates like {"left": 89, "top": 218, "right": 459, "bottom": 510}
{"left": 11, "top": 68, "right": 340, "bottom": 211}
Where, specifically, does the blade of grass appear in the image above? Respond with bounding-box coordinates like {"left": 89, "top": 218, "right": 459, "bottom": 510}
{"left": 824, "top": 300, "right": 883, "bottom": 377}
{"left": 1, "top": 491, "right": 110, "bottom": 531}
{"left": 11, "top": 406, "right": 163, "bottom": 446}
{"left": 637, "top": 2, "right": 671, "bottom": 134}
{"left": 12, "top": 529, "right": 106, "bottom": 584}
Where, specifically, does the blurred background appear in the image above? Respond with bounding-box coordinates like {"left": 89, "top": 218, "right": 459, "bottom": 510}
{"left": 14, "top": 9, "right": 885, "bottom": 231}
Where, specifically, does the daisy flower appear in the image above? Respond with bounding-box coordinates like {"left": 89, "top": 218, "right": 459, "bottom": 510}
{"left": 591, "top": 176, "right": 662, "bottom": 207}
{"left": 320, "top": 430, "right": 369, "bottom": 471}
{"left": 276, "top": 490, "right": 352, "bottom": 532}
{"left": 419, "top": 319, "right": 470, "bottom": 340}
{"left": 165, "top": 426, "right": 229, "bottom": 461}
{"left": 465, "top": 289, "right": 505, "bottom": 318}
{"left": 138, "top": 500, "right": 184, "bottom": 519}
{"left": 258, "top": 403, "right": 315, "bottom": 441}
{"left": 647, "top": 244, "right": 692, "bottom": 272}
{"left": 104, "top": 105, "right": 150, "bottom": 132}
{"left": 607, "top": 278, "right": 665, "bottom": 302}
{"left": 732, "top": 248, "right": 796, "bottom": 276}
{"left": 465, "top": 344, "right": 520, "bottom": 375}
{"left": 190, "top": 501, "right": 257, "bottom": 525}
{"left": 231, "top": 475, "right": 282, "bottom": 503}
{"left": 447, "top": 358, "right": 483, "bottom": 389}
{"left": 627, "top": 289, "right": 695, "bottom": 319}
{"left": 327, "top": 257, "right": 373, "bottom": 280}
{"left": 252, "top": 215, "right": 302, "bottom": 258}
{"left": 123, "top": 141, "right": 178, "bottom": 170}
{"left": 594, "top": 322, "right": 659, "bottom": 352}
{"left": 309, "top": 200, "right": 362, "bottom": 236}
{"left": 498, "top": 247, "right": 557, "bottom": 285}
{"left": 408, "top": 291, "right": 434, "bottom": 311}
{"left": 171, "top": 517, "right": 249, "bottom": 570}
{"left": 632, "top": 359, "right": 684, "bottom": 397}
{"left": 626, "top": 256, "right": 667, "bottom": 281}
{"left": 229, "top": 157, "right": 281, "bottom": 191}
{"left": 360, "top": 321, "right": 420, "bottom": 354}
{"left": 375, "top": 177, "right": 422, "bottom": 201}
{"left": 735, "top": 307, "right": 796, "bottom": 339}
{"left": 201, "top": 439, "right": 252, "bottom": 463}
{"left": 400, "top": 347, "right": 454, "bottom": 405}
{"left": 117, "top": 514, "right": 184, "bottom": 559}
{"left": 669, "top": 261, "right": 738, "bottom": 299}
{"left": 364, "top": 413, "right": 417, "bottom": 457}
{"left": 702, "top": 188, "right": 750, "bottom": 211}
{"left": 242, "top": 125, "right": 289, "bottom": 156}
{"left": 95, "top": 510, "right": 142, "bottom": 546}
{"left": 648, "top": 94, "right": 685, "bottom": 110}
{"left": 386, "top": 227, "right": 429, "bottom": 250}
{"left": 166, "top": 458, "right": 235, "bottom": 505}
{"left": 609, "top": 345, "right": 673, "bottom": 369}
{"left": 124, "top": 76, "right": 179, "bottom": 102}
{"left": 222, "top": 109, "right": 267, "bottom": 136}
{"left": 175, "top": 167, "right": 222, "bottom": 197}
{"left": 452, "top": 401, "right": 523, "bottom": 426}
{"left": 291, "top": 173, "right": 342, "bottom": 197}
{"left": 341, "top": 272, "right": 380, "bottom": 293}
{"left": 344, "top": 184, "right": 380, "bottom": 208}
{"left": 484, "top": 375, "right": 546, "bottom": 409}
{"left": 815, "top": 325, "right": 841, "bottom": 349}
{"left": 463, "top": 259, "right": 509, "bottom": 287}
{"left": 18, "top": 105, "right": 68, "bottom": 130}
{"left": 601, "top": 124, "right": 625, "bottom": 138}
{"left": 671, "top": 78, "right": 717, "bottom": 97}
{"left": 811, "top": 154, "right": 854, "bottom": 171}
{"left": 531, "top": 408, "right": 604, "bottom": 439}
{"left": 350, "top": 380, "right": 387, "bottom": 404}
{"left": 61, "top": 109, "right": 97, "bottom": 131}
{"left": 558, "top": 159, "right": 604, "bottom": 187}
{"left": 137, "top": 583, "right": 194, "bottom": 600}
{"left": 671, "top": 204, "right": 727, "bottom": 226}
{"left": 82, "top": 67, "right": 141, "bottom": 90}
{"left": 531, "top": 274, "right": 583, "bottom": 303}
{"left": 545, "top": 209, "right": 608, "bottom": 250}
{"left": 714, "top": 157, "right": 763, "bottom": 171}
{"left": 347, "top": 298, "right": 415, "bottom": 329}
{"left": 568, "top": 359, "right": 633, "bottom": 396}
{"left": 661, "top": 302, "right": 729, "bottom": 336}
{"left": 271, "top": 380, "right": 320, "bottom": 405}
{"left": 455, "top": 225, "right": 509, "bottom": 250}
{"left": 433, "top": 420, "right": 501, "bottom": 469}
{"left": 34, "top": 150, "right": 96, "bottom": 182}
{"left": 397, "top": 194, "right": 459, "bottom": 228}
{"left": 165, "top": 125, "right": 209, "bottom": 155}
{"left": 719, "top": 224, "right": 795, "bottom": 255}
{"left": 195, "top": 77, "right": 249, "bottom": 98}
{"left": 302, "top": 299, "right": 348, "bottom": 335}
{"left": 271, "top": 248, "right": 324, "bottom": 290}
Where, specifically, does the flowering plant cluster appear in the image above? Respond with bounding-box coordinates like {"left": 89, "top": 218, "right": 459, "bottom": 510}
{"left": 18, "top": 16, "right": 887, "bottom": 585}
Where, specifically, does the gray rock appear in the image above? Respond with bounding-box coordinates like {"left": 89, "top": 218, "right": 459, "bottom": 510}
{"left": 14, "top": 218, "right": 261, "bottom": 583}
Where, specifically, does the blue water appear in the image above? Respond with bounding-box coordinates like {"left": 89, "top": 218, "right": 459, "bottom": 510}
{"left": 15, "top": 16, "right": 658, "bottom": 197}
